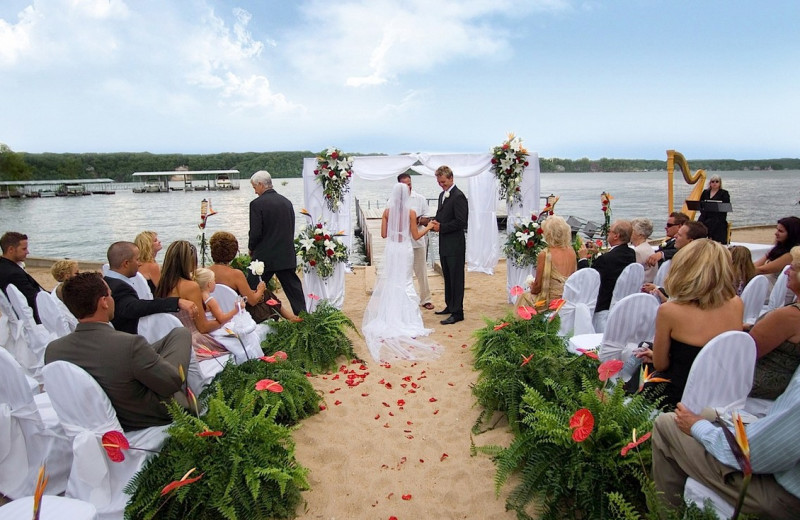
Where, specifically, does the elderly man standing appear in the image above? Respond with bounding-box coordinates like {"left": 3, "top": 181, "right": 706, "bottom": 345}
{"left": 398, "top": 172, "right": 433, "bottom": 310}
{"left": 249, "top": 170, "right": 306, "bottom": 315}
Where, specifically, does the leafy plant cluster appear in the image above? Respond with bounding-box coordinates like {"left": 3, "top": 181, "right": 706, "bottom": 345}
{"left": 262, "top": 301, "right": 359, "bottom": 373}
{"left": 471, "top": 313, "right": 721, "bottom": 520}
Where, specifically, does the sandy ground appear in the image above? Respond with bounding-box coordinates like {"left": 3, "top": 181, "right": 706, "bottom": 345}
{"left": 15, "top": 226, "right": 775, "bottom": 518}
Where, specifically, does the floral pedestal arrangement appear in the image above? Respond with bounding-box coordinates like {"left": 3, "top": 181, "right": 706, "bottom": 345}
{"left": 295, "top": 214, "right": 348, "bottom": 312}
{"left": 504, "top": 213, "right": 544, "bottom": 303}
{"left": 303, "top": 262, "right": 345, "bottom": 311}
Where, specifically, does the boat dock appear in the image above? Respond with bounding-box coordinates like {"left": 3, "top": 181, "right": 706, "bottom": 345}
{"left": 0, "top": 178, "right": 116, "bottom": 198}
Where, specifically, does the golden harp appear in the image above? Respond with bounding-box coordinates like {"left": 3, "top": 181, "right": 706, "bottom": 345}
{"left": 666, "top": 150, "right": 706, "bottom": 220}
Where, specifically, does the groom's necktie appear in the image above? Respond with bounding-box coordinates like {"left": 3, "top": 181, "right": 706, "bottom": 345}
{"left": 438, "top": 192, "right": 444, "bottom": 210}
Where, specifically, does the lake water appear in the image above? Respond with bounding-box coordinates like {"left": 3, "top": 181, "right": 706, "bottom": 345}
{"left": 2, "top": 170, "right": 797, "bottom": 263}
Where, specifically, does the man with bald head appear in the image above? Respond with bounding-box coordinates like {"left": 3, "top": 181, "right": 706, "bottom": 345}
{"left": 577, "top": 219, "right": 637, "bottom": 313}
{"left": 104, "top": 241, "right": 195, "bottom": 334}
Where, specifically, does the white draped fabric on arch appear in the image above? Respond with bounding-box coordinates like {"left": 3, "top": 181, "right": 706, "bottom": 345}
{"left": 301, "top": 152, "right": 541, "bottom": 303}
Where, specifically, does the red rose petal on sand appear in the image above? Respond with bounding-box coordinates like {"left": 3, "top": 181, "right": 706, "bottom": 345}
{"left": 402, "top": 494, "right": 412, "bottom": 501}
{"left": 334, "top": 400, "right": 342, "bottom": 406}
{"left": 402, "top": 375, "right": 412, "bottom": 381}
{"left": 433, "top": 409, "right": 439, "bottom": 415}
{"left": 397, "top": 399, "right": 405, "bottom": 406}
{"left": 407, "top": 389, "right": 416, "bottom": 393}
{"left": 362, "top": 393, "right": 369, "bottom": 397}
{"left": 385, "top": 382, "right": 392, "bottom": 389}
{"left": 319, "top": 405, "right": 326, "bottom": 411}
{"left": 383, "top": 423, "right": 390, "bottom": 428}
{"left": 406, "top": 435, "right": 414, "bottom": 439}
{"left": 420, "top": 459, "right": 424, "bottom": 463}
{"left": 375, "top": 414, "right": 380, "bottom": 420}
{"left": 429, "top": 397, "right": 437, "bottom": 402}
{"left": 389, "top": 412, "right": 394, "bottom": 416}
{"left": 382, "top": 402, "right": 390, "bottom": 407}
{"left": 440, "top": 453, "right": 449, "bottom": 461}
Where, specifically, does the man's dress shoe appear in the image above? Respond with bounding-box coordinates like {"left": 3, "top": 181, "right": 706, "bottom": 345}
{"left": 440, "top": 315, "right": 464, "bottom": 325}
{"left": 434, "top": 308, "right": 451, "bottom": 315}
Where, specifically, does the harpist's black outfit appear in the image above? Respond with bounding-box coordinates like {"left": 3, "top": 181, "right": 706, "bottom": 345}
{"left": 697, "top": 188, "right": 730, "bottom": 244}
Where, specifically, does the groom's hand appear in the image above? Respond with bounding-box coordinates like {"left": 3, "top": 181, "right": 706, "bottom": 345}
{"left": 418, "top": 216, "right": 431, "bottom": 226}
{"left": 431, "top": 220, "right": 441, "bottom": 232}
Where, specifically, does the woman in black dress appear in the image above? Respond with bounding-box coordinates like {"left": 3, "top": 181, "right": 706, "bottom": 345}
{"left": 697, "top": 174, "right": 730, "bottom": 243}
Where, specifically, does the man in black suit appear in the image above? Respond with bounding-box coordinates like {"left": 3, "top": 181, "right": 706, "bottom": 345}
{"left": 104, "top": 241, "right": 195, "bottom": 335}
{"left": 248, "top": 170, "right": 306, "bottom": 315}
{"left": 431, "top": 165, "right": 468, "bottom": 325}
{"left": 0, "top": 231, "right": 44, "bottom": 323}
{"left": 646, "top": 211, "right": 690, "bottom": 267}
{"left": 577, "top": 220, "right": 636, "bottom": 313}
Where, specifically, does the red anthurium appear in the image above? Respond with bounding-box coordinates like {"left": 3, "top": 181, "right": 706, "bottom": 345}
{"left": 493, "top": 321, "right": 511, "bottom": 331}
{"left": 196, "top": 430, "right": 224, "bottom": 438}
{"left": 265, "top": 298, "right": 279, "bottom": 306}
{"left": 509, "top": 285, "right": 524, "bottom": 296}
{"left": 598, "top": 359, "right": 624, "bottom": 381}
{"left": 260, "top": 355, "right": 277, "bottom": 363}
{"left": 273, "top": 351, "right": 288, "bottom": 360}
{"left": 308, "top": 293, "right": 320, "bottom": 300}
{"left": 577, "top": 348, "right": 599, "bottom": 360}
{"left": 255, "top": 379, "right": 284, "bottom": 393}
{"left": 569, "top": 408, "right": 594, "bottom": 442}
{"left": 548, "top": 298, "right": 566, "bottom": 310}
{"left": 620, "top": 429, "right": 652, "bottom": 456}
{"left": 516, "top": 306, "right": 537, "bottom": 320}
{"left": 521, "top": 353, "right": 534, "bottom": 367}
{"left": 102, "top": 430, "right": 130, "bottom": 462}
{"left": 160, "top": 468, "right": 204, "bottom": 496}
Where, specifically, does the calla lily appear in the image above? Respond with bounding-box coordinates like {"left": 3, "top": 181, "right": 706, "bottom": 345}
{"left": 161, "top": 468, "right": 204, "bottom": 496}
{"left": 637, "top": 365, "right": 671, "bottom": 393}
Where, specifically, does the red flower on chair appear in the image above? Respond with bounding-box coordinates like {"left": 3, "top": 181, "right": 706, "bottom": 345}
{"left": 102, "top": 430, "right": 130, "bottom": 462}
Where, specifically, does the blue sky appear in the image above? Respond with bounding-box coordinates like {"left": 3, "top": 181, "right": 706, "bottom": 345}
{"left": 1, "top": 0, "right": 798, "bottom": 159}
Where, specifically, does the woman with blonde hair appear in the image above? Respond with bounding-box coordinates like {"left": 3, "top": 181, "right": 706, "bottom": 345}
{"left": 50, "top": 259, "right": 78, "bottom": 301}
{"left": 635, "top": 239, "right": 744, "bottom": 408}
{"left": 729, "top": 245, "right": 755, "bottom": 296}
{"left": 134, "top": 230, "right": 162, "bottom": 291}
{"left": 516, "top": 215, "right": 577, "bottom": 308}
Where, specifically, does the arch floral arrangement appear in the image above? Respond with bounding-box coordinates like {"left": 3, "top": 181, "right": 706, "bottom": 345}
{"left": 503, "top": 213, "right": 545, "bottom": 267}
{"left": 314, "top": 147, "right": 354, "bottom": 212}
{"left": 491, "top": 133, "right": 529, "bottom": 205}
{"left": 295, "top": 209, "right": 349, "bottom": 279}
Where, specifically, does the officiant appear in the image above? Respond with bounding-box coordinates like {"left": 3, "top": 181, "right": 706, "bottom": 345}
{"left": 697, "top": 174, "right": 730, "bottom": 244}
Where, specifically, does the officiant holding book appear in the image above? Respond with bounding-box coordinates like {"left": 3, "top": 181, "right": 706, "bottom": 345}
{"left": 697, "top": 174, "right": 730, "bottom": 244}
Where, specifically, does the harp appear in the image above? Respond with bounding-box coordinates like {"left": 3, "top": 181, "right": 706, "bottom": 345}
{"left": 666, "top": 150, "right": 706, "bottom": 220}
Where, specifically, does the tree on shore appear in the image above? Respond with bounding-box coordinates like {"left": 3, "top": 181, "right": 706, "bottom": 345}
{"left": 0, "top": 144, "right": 32, "bottom": 181}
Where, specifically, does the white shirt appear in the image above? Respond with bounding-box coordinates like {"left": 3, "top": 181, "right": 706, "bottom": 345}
{"left": 408, "top": 190, "right": 430, "bottom": 249}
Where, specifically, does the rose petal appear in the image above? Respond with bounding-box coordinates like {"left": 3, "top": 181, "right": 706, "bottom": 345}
{"left": 401, "top": 494, "right": 412, "bottom": 500}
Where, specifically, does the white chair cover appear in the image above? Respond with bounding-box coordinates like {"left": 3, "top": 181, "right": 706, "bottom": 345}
{"left": 210, "top": 283, "right": 239, "bottom": 313}
{"left": 42, "top": 361, "right": 167, "bottom": 520}
{"left": 593, "top": 262, "right": 645, "bottom": 333}
{"left": 654, "top": 259, "right": 671, "bottom": 287}
{"left": 0, "top": 495, "right": 98, "bottom": 520}
{"left": 761, "top": 266, "right": 792, "bottom": 316}
{"left": 740, "top": 275, "right": 770, "bottom": 325}
{"left": 0, "top": 289, "right": 34, "bottom": 374}
{"left": 36, "top": 291, "right": 73, "bottom": 338}
{"left": 303, "top": 262, "right": 346, "bottom": 311}
{"left": 596, "top": 293, "right": 659, "bottom": 363}
{"left": 137, "top": 313, "right": 229, "bottom": 396}
{"left": 0, "top": 349, "right": 71, "bottom": 499}
{"left": 558, "top": 269, "right": 600, "bottom": 337}
{"left": 680, "top": 331, "right": 756, "bottom": 415}
{"left": 684, "top": 478, "right": 734, "bottom": 520}
{"left": 5, "top": 284, "right": 54, "bottom": 382}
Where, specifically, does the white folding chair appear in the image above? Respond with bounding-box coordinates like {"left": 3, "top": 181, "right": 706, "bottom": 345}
{"left": 210, "top": 283, "right": 239, "bottom": 313}
{"left": 137, "top": 313, "right": 230, "bottom": 396}
{"left": 42, "top": 361, "right": 168, "bottom": 520}
{"left": 210, "top": 284, "right": 266, "bottom": 362}
{"left": 558, "top": 269, "right": 600, "bottom": 337}
{"left": 740, "top": 275, "right": 770, "bottom": 326}
{"left": 0, "top": 289, "right": 32, "bottom": 370}
{"left": 0, "top": 495, "right": 98, "bottom": 520}
{"left": 569, "top": 293, "right": 658, "bottom": 359}
{"left": 653, "top": 259, "right": 671, "bottom": 287}
{"left": 5, "top": 284, "right": 54, "bottom": 382}
{"left": 680, "top": 331, "right": 756, "bottom": 415}
{"left": 593, "top": 262, "right": 645, "bottom": 333}
{"left": 761, "top": 266, "right": 793, "bottom": 317}
{"left": 0, "top": 349, "right": 71, "bottom": 499}
{"left": 36, "top": 291, "right": 74, "bottom": 338}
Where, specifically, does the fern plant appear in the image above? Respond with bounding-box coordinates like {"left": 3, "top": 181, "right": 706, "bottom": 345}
{"left": 261, "top": 301, "right": 359, "bottom": 373}
{"left": 125, "top": 387, "right": 309, "bottom": 520}
{"left": 200, "top": 358, "right": 321, "bottom": 426}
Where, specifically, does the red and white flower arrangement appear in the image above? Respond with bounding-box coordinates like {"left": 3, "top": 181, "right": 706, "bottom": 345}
{"left": 491, "top": 133, "right": 529, "bottom": 205}
{"left": 295, "top": 209, "right": 349, "bottom": 279}
{"left": 314, "top": 147, "right": 353, "bottom": 212}
{"left": 504, "top": 213, "right": 545, "bottom": 267}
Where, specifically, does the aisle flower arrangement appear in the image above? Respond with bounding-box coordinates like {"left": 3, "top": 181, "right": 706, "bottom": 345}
{"left": 314, "top": 147, "right": 353, "bottom": 212}
{"left": 600, "top": 191, "right": 613, "bottom": 245}
{"left": 504, "top": 214, "right": 545, "bottom": 267}
{"left": 295, "top": 210, "right": 349, "bottom": 279}
{"left": 491, "top": 133, "right": 529, "bottom": 205}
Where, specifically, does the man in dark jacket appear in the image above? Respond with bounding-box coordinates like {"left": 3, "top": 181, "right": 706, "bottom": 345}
{"left": 0, "top": 231, "right": 44, "bottom": 323}
{"left": 577, "top": 220, "right": 636, "bottom": 313}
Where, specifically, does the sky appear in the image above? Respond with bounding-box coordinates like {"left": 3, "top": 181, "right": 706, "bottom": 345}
{"left": 1, "top": 0, "right": 798, "bottom": 160}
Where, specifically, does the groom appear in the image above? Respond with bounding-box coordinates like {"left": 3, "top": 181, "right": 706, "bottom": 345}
{"left": 431, "top": 165, "right": 468, "bottom": 325}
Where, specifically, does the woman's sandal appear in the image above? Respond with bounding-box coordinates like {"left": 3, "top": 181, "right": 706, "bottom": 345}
{"left": 421, "top": 303, "right": 435, "bottom": 310}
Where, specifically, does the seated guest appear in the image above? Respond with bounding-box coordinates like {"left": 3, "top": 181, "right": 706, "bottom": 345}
{"left": 749, "top": 246, "right": 800, "bottom": 400}
{"left": 105, "top": 241, "right": 195, "bottom": 335}
{"left": 652, "top": 372, "right": 800, "bottom": 519}
{"left": 208, "top": 231, "right": 301, "bottom": 322}
{"left": 577, "top": 220, "right": 636, "bottom": 314}
{"left": 630, "top": 218, "right": 656, "bottom": 283}
{"left": 646, "top": 212, "right": 690, "bottom": 268}
{"left": 729, "top": 245, "right": 755, "bottom": 296}
{"left": 45, "top": 272, "right": 193, "bottom": 431}
{"left": 643, "top": 220, "right": 708, "bottom": 301}
{"left": 516, "top": 216, "right": 577, "bottom": 308}
{"left": 50, "top": 259, "right": 78, "bottom": 302}
{"left": 635, "top": 239, "right": 743, "bottom": 409}
{"left": 155, "top": 240, "right": 229, "bottom": 358}
{"left": 134, "top": 230, "right": 162, "bottom": 291}
{"left": 0, "top": 231, "right": 45, "bottom": 323}
{"left": 194, "top": 268, "right": 244, "bottom": 326}
{"left": 754, "top": 216, "right": 800, "bottom": 294}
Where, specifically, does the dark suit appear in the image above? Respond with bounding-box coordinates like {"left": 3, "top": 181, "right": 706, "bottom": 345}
{"left": 249, "top": 188, "right": 306, "bottom": 314}
{"left": 578, "top": 244, "right": 636, "bottom": 312}
{"left": 105, "top": 276, "right": 179, "bottom": 335}
{"left": 657, "top": 237, "right": 678, "bottom": 264}
{"left": 434, "top": 186, "right": 468, "bottom": 318}
{"left": 0, "top": 257, "right": 44, "bottom": 323}
{"left": 45, "top": 322, "right": 191, "bottom": 431}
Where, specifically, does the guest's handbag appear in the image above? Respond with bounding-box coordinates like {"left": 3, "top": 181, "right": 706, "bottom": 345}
{"left": 245, "top": 291, "right": 282, "bottom": 324}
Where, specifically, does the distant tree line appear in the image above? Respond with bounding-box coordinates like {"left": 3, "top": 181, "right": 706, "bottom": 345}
{"left": 1, "top": 144, "right": 798, "bottom": 182}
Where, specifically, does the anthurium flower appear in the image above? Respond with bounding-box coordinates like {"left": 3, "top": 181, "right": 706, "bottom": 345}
{"left": 637, "top": 365, "right": 671, "bottom": 392}
{"left": 569, "top": 408, "right": 594, "bottom": 442}
{"left": 308, "top": 293, "right": 320, "bottom": 300}
{"left": 161, "top": 468, "right": 204, "bottom": 496}
{"left": 261, "top": 355, "right": 277, "bottom": 363}
{"left": 577, "top": 348, "right": 599, "bottom": 360}
{"left": 196, "top": 430, "right": 224, "bottom": 438}
{"left": 493, "top": 321, "right": 511, "bottom": 331}
{"left": 516, "top": 306, "right": 537, "bottom": 320}
{"left": 102, "top": 430, "right": 130, "bottom": 462}
{"left": 521, "top": 353, "right": 534, "bottom": 367}
{"left": 549, "top": 298, "right": 566, "bottom": 310}
{"left": 620, "top": 429, "right": 652, "bottom": 456}
{"left": 273, "top": 351, "right": 288, "bottom": 360}
{"left": 598, "top": 359, "right": 624, "bottom": 381}
{"left": 255, "top": 379, "right": 284, "bottom": 393}
{"left": 265, "top": 298, "right": 279, "bottom": 306}
{"left": 509, "top": 285, "right": 524, "bottom": 296}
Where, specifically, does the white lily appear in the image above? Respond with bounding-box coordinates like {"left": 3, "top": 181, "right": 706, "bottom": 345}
{"left": 299, "top": 237, "right": 316, "bottom": 250}
{"left": 326, "top": 147, "right": 337, "bottom": 157}
{"left": 500, "top": 157, "right": 515, "bottom": 171}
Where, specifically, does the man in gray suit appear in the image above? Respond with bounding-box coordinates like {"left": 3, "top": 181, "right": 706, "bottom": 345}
{"left": 45, "top": 272, "right": 192, "bottom": 431}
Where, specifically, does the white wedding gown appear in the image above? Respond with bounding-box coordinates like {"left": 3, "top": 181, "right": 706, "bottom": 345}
{"left": 362, "top": 184, "right": 442, "bottom": 362}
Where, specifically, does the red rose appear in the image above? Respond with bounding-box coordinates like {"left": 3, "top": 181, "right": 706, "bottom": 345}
{"left": 526, "top": 240, "right": 534, "bottom": 248}
{"left": 324, "top": 234, "right": 330, "bottom": 240}
{"left": 524, "top": 161, "right": 529, "bottom": 166}
{"left": 313, "top": 169, "right": 319, "bottom": 175}
{"left": 309, "top": 260, "right": 316, "bottom": 266}
{"left": 537, "top": 228, "right": 544, "bottom": 234}
{"left": 329, "top": 171, "right": 335, "bottom": 178}
{"left": 326, "top": 249, "right": 334, "bottom": 257}
{"left": 331, "top": 151, "right": 338, "bottom": 160}
{"left": 502, "top": 143, "right": 509, "bottom": 150}
{"left": 317, "top": 223, "right": 323, "bottom": 229}
{"left": 602, "top": 206, "right": 607, "bottom": 212}
{"left": 549, "top": 211, "right": 554, "bottom": 215}
{"left": 531, "top": 214, "right": 537, "bottom": 221}
{"left": 326, "top": 194, "right": 331, "bottom": 198}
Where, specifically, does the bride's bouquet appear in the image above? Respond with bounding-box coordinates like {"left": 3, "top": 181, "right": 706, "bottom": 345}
{"left": 504, "top": 214, "right": 545, "bottom": 267}
{"left": 295, "top": 209, "right": 348, "bottom": 279}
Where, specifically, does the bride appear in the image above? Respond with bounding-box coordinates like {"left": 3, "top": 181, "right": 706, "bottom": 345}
{"left": 363, "top": 182, "right": 441, "bottom": 362}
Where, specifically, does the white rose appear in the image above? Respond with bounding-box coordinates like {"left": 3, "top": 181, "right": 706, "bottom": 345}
{"left": 443, "top": 191, "right": 450, "bottom": 199}
{"left": 248, "top": 260, "right": 265, "bottom": 276}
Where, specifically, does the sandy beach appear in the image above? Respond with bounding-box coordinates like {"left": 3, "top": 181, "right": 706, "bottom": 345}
{"left": 16, "top": 226, "right": 775, "bottom": 518}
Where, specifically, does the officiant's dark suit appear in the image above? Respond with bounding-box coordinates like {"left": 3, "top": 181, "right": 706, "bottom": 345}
{"left": 433, "top": 166, "right": 468, "bottom": 324}
{"left": 248, "top": 171, "right": 306, "bottom": 315}
{"left": 577, "top": 220, "right": 636, "bottom": 312}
